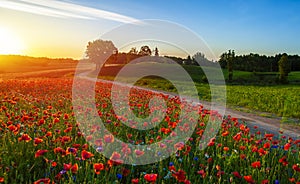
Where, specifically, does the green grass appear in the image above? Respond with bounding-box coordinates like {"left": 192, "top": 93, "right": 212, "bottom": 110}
{"left": 97, "top": 63, "right": 300, "bottom": 119}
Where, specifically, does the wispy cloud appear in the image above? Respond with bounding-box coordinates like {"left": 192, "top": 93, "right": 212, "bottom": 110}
{"left": 0, "top": 0, "right": 139, "bottom": 23}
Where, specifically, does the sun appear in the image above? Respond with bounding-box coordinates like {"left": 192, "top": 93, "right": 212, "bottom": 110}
{"left": 0, "top": 27, "right": 25, "bottom": 55}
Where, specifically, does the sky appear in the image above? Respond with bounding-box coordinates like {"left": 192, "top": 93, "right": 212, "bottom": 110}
{"left": 0, "top": 0, "right": 299, "bottom": 60}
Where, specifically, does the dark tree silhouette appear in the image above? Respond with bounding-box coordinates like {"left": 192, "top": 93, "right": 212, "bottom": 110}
{"left": 185, "top": 55, "right": 192, "bottom": 65}
{"left": 278, "top": 53, "right": 290, "bottom": 83}
{"left": 85, "top": 39, "right": 117, "bottom": 70}
{"left": 219, "top": 50, "right": 235, "bottom": 82}
{"left": 138, "top": 45, "right": 152, "bottom": 56}
{"left": 154, "top": 47, "right": 159, "bottom": 56}
{"left": 128, "top": 47, "right": 138, "bottom": 55}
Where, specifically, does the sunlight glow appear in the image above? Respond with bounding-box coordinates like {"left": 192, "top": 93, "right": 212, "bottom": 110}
{"left": 0, "top": 27, "right": 25, "bottom": 55}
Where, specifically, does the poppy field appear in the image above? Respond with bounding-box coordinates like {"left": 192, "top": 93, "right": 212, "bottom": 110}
{"left": 0, "top": 78, "right": 300, "bottom": 183}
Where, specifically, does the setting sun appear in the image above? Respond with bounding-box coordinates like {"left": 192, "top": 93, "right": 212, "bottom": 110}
{"left": 0, "top": 27, "right": 25, "bottom": 55}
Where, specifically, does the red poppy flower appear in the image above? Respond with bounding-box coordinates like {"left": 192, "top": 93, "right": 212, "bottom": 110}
{"left": 279, "top": 156, "right": 288, "bottom": 166}
{"left": 172, "top": 169, "right": 186, "bottom": 182}
{"left": 134, "top": 150, "right": 145, "bottom": 157}
{"left": 264, "top": 133, "right": 274, "bottom": 138}
{"left": 35, "top": 150, "right": 48, "bottom": 158}
{"left": 131, "top": 178, "right": 139, "bottom": 184}
{"left": 144, "top": 173, "right": 157, "bottom": 183}
{"left": 258, "top": 148, "right": 268, "bottom": 156}
{"left": 52, "top": 162, "right": 57, "bottom": 167}
{"left": 197, "top": 169, "right": 206, "bottom": 178}
{"left": 284, "top": 143, "right": 291, "bottom": 151}
{"left": 71, "top": 163, "right": 78, "bottom": 174}
{"left": 240, "top": 154, "right": 246, "bottom": 160}
{"left": 54, "top": 147, "right": 66, "bottom": 156}
{"left": 174, "top": 142, "right": 185, "bottom": 150}
{"left": 45, "top": 131, "right": 52, "bottom": 137}
{"left": 108, "top": 152, "right": 123, "bottom": 166}
{"left": 161, "top": 127, "right": 171, "bottom": 134}
{"left": 223, "top": 147, "right": 229, "bottom": 151}
{"left": 207, "top": 141, "right": 215, "bottom": 147}
{"left": 251, "top": 161, "right": 261, "bottom": 168}
{"left": 33, "top": 178, "right": 51, "bottom": 184}
{"left": 261, "top": 179, "right": 269, "bottom": 184}
{"left": 0, "top": 177, "right": 4, "bottom": 183}
{"left": 64, "top": 163, "right": 72, "bottom": 171}
{"left": 244, "top": 175, "right": 255, "bottom": 183}
{"left": 34, "top": 138, "right": 43, "bottom": 146}
{"left": 63, "top": 113, "right": 69, "bottom": 120}
{"left": 94, "top": 163, "right": 104, "bottom": 174}
{"left": 263, "top": 142, "right": 270, "bottom": 149}
{"left": 221, "top": 131, "right": 229, "bottom": 137}
{"left": 64, "top": 127, "right": 72, "bottom": 133}
{"left": 232, "top": 171, "right": 242, "bottom": 178}
{"left": 18, "top": 134, "right": 32, "bottom": 142}
{"left": 81, "top": 150, "right": 94, "bottom": 160}
{"left": 233, "top": 132, "right": 242, "bottom": 141}
{"left": 104, "top": 134, "right": 114, "bottom": 143}
{"left": 292, "top": 164, "right": 300, "bottom": 172}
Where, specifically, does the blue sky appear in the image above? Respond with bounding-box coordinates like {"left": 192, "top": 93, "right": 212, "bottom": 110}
{"left": 79, "top": 0, "right": 300, "bottom": 56}
{"left": 0, "top": 0, "right": 299, "bottom": 60}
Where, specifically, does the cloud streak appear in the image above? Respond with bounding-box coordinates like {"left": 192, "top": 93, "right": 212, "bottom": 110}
{"left": 0, "top": 0, "right": 139, "bottom": 23}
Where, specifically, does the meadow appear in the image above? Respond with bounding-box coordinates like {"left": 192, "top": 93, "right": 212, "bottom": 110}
{"left": 98, "top": 63, "right": 300, "bottom": 119}
{"left": 0, "top": 76, "right": 299, "bottom": 183}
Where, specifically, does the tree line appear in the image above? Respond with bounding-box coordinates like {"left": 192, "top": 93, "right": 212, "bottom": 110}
{"left": 219, "top": 51, "right": 300, "bottom": 72}
{"left": 85, "top": 39, "right": 215, "bottom": 69}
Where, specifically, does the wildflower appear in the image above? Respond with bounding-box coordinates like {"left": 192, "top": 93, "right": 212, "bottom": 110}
{"left": 71, "top": 163, "right": 78, "bottom": 174}
{"left": 0, "top": 178, "right": 4, "bottom": 183}
{"left": 244, "top": 175, "right": 255, "bottom": 183}
{"left": 35, "top": 150, "right": 48, "bottom": 158}
{"left": 104, "top": 134, "right": 114, "bottom": 143}
{"left": 174, "top": 142, "right": 185, "bottom": 150}
{"left": 34, "top": 178, "right": 51, "bottom": 184}
{"left": 94, "top": 163, "right": 104, "bottom": 174}
{"left": 18, "top": 134, "right": 32, "bottom": 142}
{"left": 223, "top": 147, "right": 229, "bottom": 151}
{"left": 116, "top": 173, "right": 122, "bottom": 179}
{"left": 52, "top": 162, "right": 57, "bottom": 167}
{"left": 54, "top": 147, "right": 66, "bottom": 156}
{"left": 34, "top": 138, "right": 43, "bottom": 146}
{"left": 144, "top": 173, "right": 157, "bottom": 183}
{"left": 222, "top": 131, "right": 229, "bottom": 136}
{"left": 261, "top": 179, "right": 269, "bottom": 184}
{"left": 132, "top": 178, "right": 139, "bottom": 183}
{"left": 284, "top": 143, "right": 291, "bottom": 151}
{"left": 292, "top": 164, "right": 300, "bottom": 172}
{"left": 172, "top": 169, "right": 186, "bottom": 182}
{"left": 232, "top": 171, "right": 242, "bottom": 178}
{"left": 135, "top": 150, "right": 145, "bottom": 157}
{"left": 197, "top": 170, "right": 206, "bottom": 178}
{"left": 251, "top": 161, "right": 261, "bottom": 168}
{"left": 279, "top": 156, "right": 288, "bottom": 166}
{"left": 63, "top": 163, "right": 72, "bottom": 171}
{"left": 81, "top": 150, "right": 94, "bottom": 160}
{"left": 64, "top": 127, "right": 72, "bottom": 133}
{"left": 233, "top": 132, "right": 242, "bottom": 141}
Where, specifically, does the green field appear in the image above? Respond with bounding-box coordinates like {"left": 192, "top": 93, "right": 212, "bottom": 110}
{"left": 98, "top": 63, "right": 300, "bottom": 119}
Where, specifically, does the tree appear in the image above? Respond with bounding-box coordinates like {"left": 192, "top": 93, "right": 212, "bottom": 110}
{"left": 138, "top": 45, "right": 152, "bottom": 56}
{"left": 219, "top": 50, "right": 235, "bottom": 82}
{"left": 154, "top": 47, "right": 159, "bottom": 56}
{"left": 185, "top": 55, "right": 192, "bottom": 65}
{"left": 85, "top": 39, "right": 117, "bottom": 70}
{"left": 278, "top": 53, "right": 290, "bottom": 83}
{"left": 193, "top": 52, "right": 210, "bottom": 66}
{"left": 227, "top": 50, "right": 235, "bottom": 82}
{"left": 128, "top": 47, "right": 138, "bottom": 55}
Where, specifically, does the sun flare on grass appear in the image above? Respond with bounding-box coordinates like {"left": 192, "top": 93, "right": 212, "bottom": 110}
{"left": 0, "top": 27, "right": 25, "bottom": 55}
